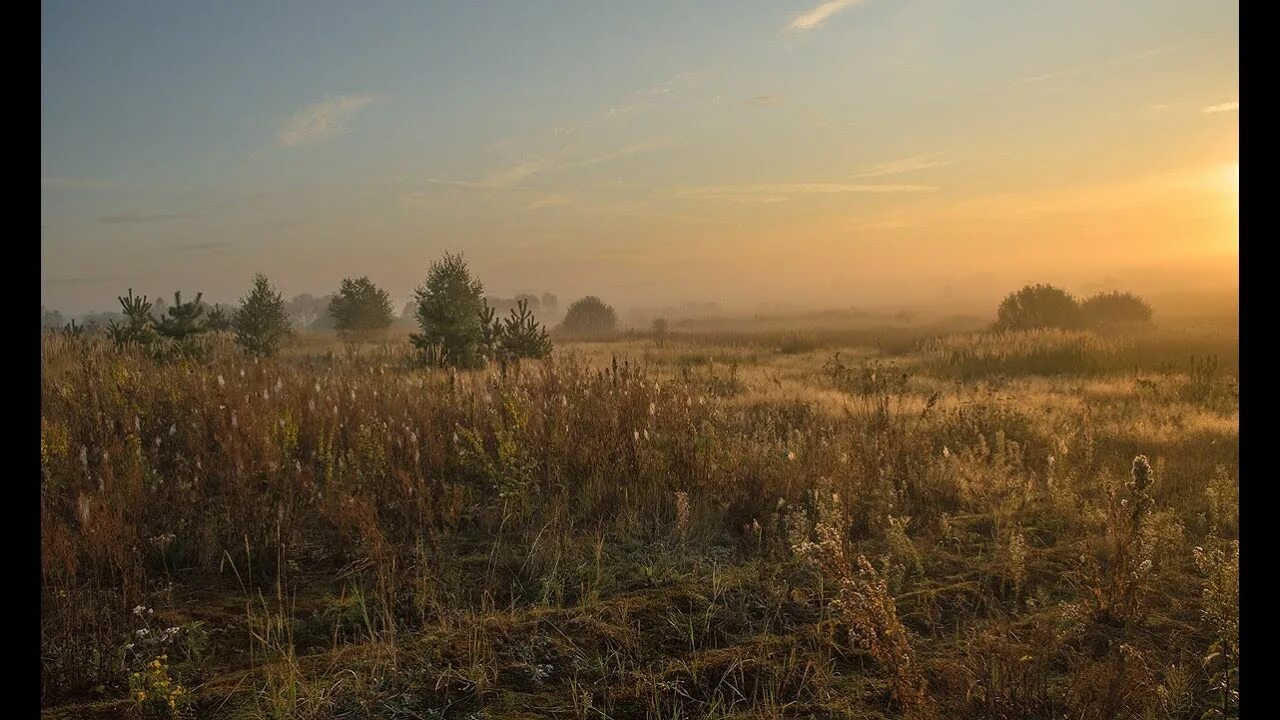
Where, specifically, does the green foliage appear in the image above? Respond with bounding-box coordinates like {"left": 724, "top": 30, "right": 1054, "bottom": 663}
{"left": 328, "top": 276, "right": 395, "bottom": 340}
{"left": 560, "top": 295, "right": 617, "bottom": 336}
{"left": 108, "top": 289, "right": 160, "bottom": 347}
{"left": 410, "top": 252, "right": 487, "bottom": 367}
{"left": 498, "top": 298, "right": 553, "bottom": 359}
{"left": 232, "top": 273, "right": 292, "bottom": 357}
{"left": 1081, "top": 291, "right": 1154, "bottom": 332}
{"left": 204, "top": 304, "right": 232, "bottom": 332}
{"left": 152, "top": 291, "right": 207, "bottom": 340}
{"left": 994, "top": 283, "right": 1082, "bottom": 331}
{"left": 128, "top": 655, "right": 193, "bottom": 719}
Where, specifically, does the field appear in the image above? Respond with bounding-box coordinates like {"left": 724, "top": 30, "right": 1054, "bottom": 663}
{"left": 40, "top": 316, "right": 1239, "bottom": 719}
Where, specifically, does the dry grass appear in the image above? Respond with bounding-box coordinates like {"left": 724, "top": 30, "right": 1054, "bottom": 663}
{"left": 40, "top": 319, "right": 1238, "bottom": 719}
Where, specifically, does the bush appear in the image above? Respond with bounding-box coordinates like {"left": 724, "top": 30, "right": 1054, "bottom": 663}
{"left": 1081, "top": 291, "right": 1153, "bottom": 332}
{"left": 559, "top": 296, "right": 617, "bottom": 336}
{"left": 993, "top": 283, "right": 1082, "bottom": 331}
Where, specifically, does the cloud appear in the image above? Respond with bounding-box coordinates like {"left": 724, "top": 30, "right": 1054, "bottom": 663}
{"left": 428, "top": 143, "right": 659, "bottom": 190}
{"left": 47, "top": 273, "right": 131, "bottom": 286}
{"left": 678, "top": 182, "right": 937, "bottom": 202}
{"left": 98, "top": 212, "right": 188, "bottom": 224}
{"left": 789, "top": 0, "right": 865, "bottom": 31}
{"left": 1202, "top": 100, "right": 1238, "bottom": 114}
{"left": 852, "top": 153, "right": 950, "bottom": 179}
{"left": 42, "top": 176, "right": 117, "bottom": 190}
{"left": 277, "top": 94, "right": 375, "bottom": 148}
{"left": 749, "top": 95, "right": 784, "bottom": 106}
{"left": 1012, "top": 47, "right": 1167, "bottom": 88}
{"left": 527, "top": 194, "right": 573, "bottom": 210}
{"left": 172, "top": 241, "right": 231, "bottom": 254}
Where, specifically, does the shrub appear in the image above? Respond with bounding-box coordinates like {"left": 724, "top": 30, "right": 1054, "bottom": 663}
{"left": 1081, "top": 291, "right": 1153, "bottom": 332}
{"left": 559, "top": 296, "right": 617, "bottom": 336}
{"left": 232, "top": 273, "right": 292, "bottom": 357}
{"left": 993, "top": 283, "right": 1082, "bottom": 331}
{"left": 410, "top": 252, "right": 487, "bottom": 368}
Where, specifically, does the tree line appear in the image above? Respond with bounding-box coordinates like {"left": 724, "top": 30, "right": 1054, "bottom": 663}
{"left": 44, "top": 253, "right": 623, "bottom": 367}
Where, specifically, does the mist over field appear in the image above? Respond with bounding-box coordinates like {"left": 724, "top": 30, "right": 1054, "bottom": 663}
{"left": 41, "top": 1, "right": 1236, "bottom": 718}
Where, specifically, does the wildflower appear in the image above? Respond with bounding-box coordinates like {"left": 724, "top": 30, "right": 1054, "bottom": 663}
{"left": 786, "top": 450, "right": 797, "bottom": 461}
{"left": 1131, "top": 454, "right": 1152, "bottom": 490}
{"left": 217, "top": 374, "right": 225, "bottom": 388}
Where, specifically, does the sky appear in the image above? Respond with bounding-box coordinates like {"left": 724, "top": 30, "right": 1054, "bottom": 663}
{"left": 42, "top": 0, "right": 1238, "bottom": 317}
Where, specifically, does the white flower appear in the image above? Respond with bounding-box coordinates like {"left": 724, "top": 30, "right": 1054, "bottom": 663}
{"left": 217, "top": 374, "right": 226, "bottom": 388}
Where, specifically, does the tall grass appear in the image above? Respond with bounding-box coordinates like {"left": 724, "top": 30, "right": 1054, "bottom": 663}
{"left": 40, "top": 330, "right": 1238, "bottom": 718}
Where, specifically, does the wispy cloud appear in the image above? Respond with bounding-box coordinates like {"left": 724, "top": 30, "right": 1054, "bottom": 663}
{"left": 172, "top": 241, "right": 231, "bottom": 254}
{"left": 678, "top": 182, "right": 937, "bottom": 202}
{"left": 47, "top": 273, "right": 131, "bottom": 286}
{"left": 98, "top": 212, "right": 188, "bottom": 225}
{"left": 526, "top": 194, "right": 573, "bottom": 210}
{"left": 428, "top": 143, "right": 659, "bottom": 190}
{"left": 852, "top": 153, "right": 950, "bottom": 179}
{"left": 789, "top": 0, "right": 865, "bottom": 31}
{"left": 1202, "top": 100, "right": 1238, "bottom": 114}
{"left": 1011, "top": 47, "right": 1167, "bottom": 88}
{"left": 42, "top": 176, "right": 118, "bottom": 191}
{"left": 277, "top": 94, "right": 375, "bottom": 148}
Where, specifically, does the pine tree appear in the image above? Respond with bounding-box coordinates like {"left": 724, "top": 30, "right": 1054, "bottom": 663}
{"left": 153, "top": 291, "right": 208, "bottom": 340}
{"left": 499, "top": 298, "right": 552, "bottom": 359}
{"left": 410, "top": 252, "right": 487, "bottom": 368}
{"left": 205, "top": 304, "right": 232, "bottom": 332}
{"left": 232, "top": 274, "right": 292, "bottom": 357}
{"left": 107, "top": 289, "right": 158, "bottom": 347}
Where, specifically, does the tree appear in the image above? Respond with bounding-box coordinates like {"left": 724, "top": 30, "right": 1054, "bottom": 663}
{"left": 328, "top": 276, "right": 394, "bottom": 340}
{"left": 993, "top": 284, "right": 1082, "bottom": 331}
{"left": 560, "top": 296, "right": 617, "bottom": 336}
{"left": 205, "top": 304, "right": 233, "bottom": 332}
{"left": 651, "top": 317, "right": 669, "bottom": 347}
{"left": 410, "top": 252, "right": 487, "bottom": 368}
{"left": 233, "top": 274, "right": 292, "bottom": 357}
{"left": 153, "top": 291, "right": 208, "bottom": 340}
{"left": 107, "top": 289, "right": 159, "bottom": 347}
{"left": 541, "top": 292, "right": 559, "bottom": 320}
{"left": 41, "top": 306, "right": 65, "bottom": 329}
{"left": 285, "top": 293, "right": 333, "bottom": 330}
{"left": 499, "top": 298, "right": 553, "bottom": 359}
{"left": 1081, "top": 291, "right": 1154, "bottom": 331}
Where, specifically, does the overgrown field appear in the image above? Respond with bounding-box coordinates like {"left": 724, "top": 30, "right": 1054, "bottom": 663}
{"left": 40, "top": 321, "right": 1239, "bottom": 719}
